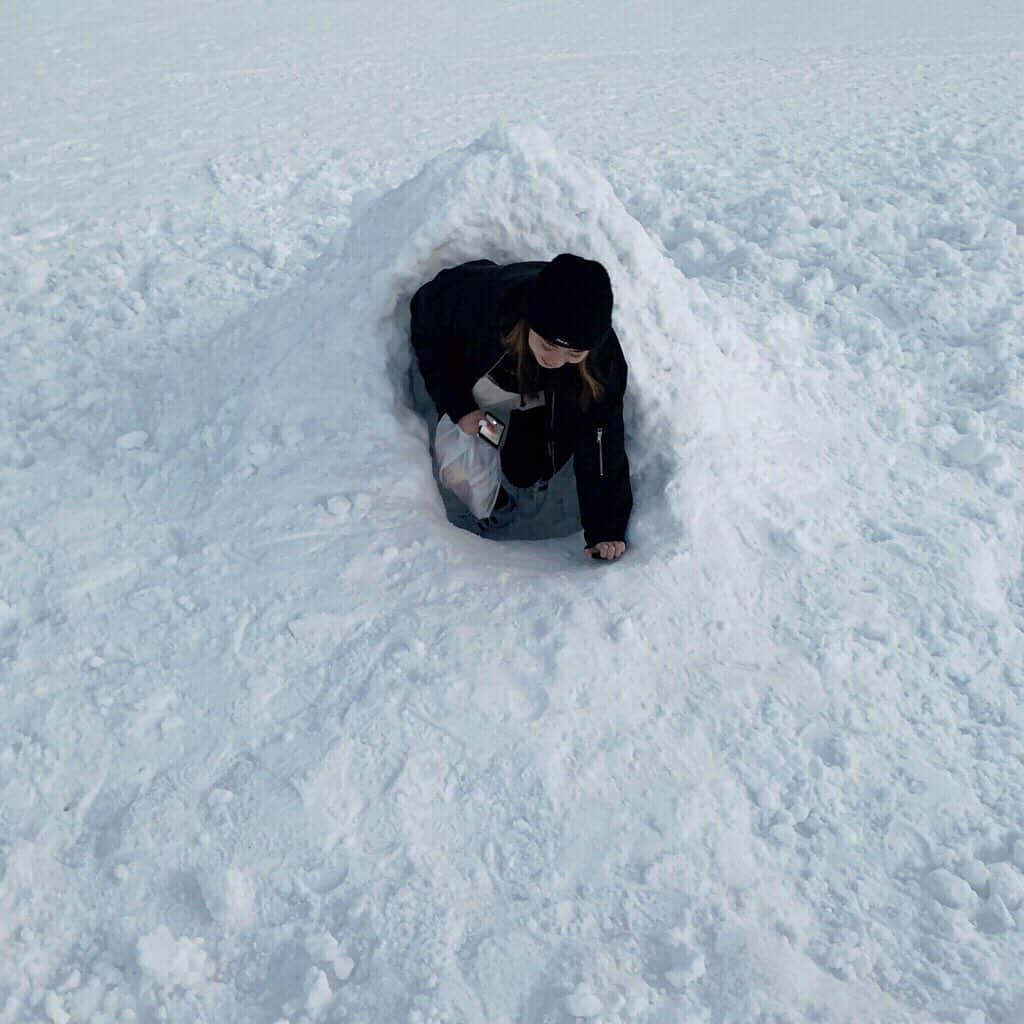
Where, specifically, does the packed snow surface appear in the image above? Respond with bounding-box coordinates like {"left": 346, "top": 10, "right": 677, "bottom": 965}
{"left": 2, "top": 2, "right": 1023, "bottom": 1022}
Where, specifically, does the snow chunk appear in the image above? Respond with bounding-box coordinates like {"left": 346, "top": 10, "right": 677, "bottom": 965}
{"left": 1013, "top": 840, "right": 1024, "bottom": 870}
{"left": 137, "top": 925, "right": 211, "bottom": 989}
{"left": 953, "top": 410, "right": 984, "bottom": 436}
{"left": 989, "top": 863, "right": 1024, "bottom": 910}
{"left": 197, "top": 866, "right": 256, "bottom": 928}
{"left": 947, "top": 436, "right": 988, "bottom": 468}
{"left": 926, "top": 868, "right": 974, "bottom": 909}
{"left": 43, "top": 992, "right": 69, "bottom": 1024}
{"left": 325, "top": 495, "right": 352, "bottom": 518}
{"left": 116, "top": 430, "right": 149, "bottom": 450}
{"left": 333, "top": 954, "right": 355, "bottom": 982}
{"left": 959, "top": 859, "right": 989, "bottom": 893}
{"left": 23, "top": 259, "right": 50, "bottom": 293}
{"left": 58, "top": 970, "right": 81, "bottom": 993}
{"left": 305, "top": 967, "right": 333, "bottom": 1015}
{"left": 306, "top": 933, "right": 354, "bottom": 981}
{"left": 565, "top": 985, "right": 602, "bottom": 1018}
{"left": 976, "top": 895, "right": 1014, "bottom": 934}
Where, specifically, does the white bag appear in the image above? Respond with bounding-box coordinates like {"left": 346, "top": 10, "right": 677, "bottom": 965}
{"left": 434, "top": 414, "right": 502, "bottom": 520}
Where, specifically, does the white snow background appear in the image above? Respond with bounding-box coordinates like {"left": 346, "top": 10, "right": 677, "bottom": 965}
{"left": 2, "top": 1, "right": 1024, "bottom": 1022}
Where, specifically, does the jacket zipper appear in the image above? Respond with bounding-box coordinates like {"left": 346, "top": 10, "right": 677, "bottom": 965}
{"left": 597, "top": 427, "right": 605, "bottom": 477}
{"left": 548, "top": 392, "right": 556, "bottom": 475}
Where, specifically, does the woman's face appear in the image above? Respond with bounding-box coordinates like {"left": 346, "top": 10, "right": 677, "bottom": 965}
{"left": 528, "top": 329, "right": 589, "bottom": 370}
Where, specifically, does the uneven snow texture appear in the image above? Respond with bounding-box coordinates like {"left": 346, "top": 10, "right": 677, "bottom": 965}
{"left": 2, "top": 2, "right": 1024, "bottom": 1023}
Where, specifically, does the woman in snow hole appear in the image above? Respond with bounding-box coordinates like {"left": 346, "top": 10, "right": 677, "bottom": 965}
{"left": 409, "top": 253, "right": 632, "bottom": 561}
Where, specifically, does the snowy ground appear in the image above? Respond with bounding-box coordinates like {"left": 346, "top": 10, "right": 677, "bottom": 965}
{"left": 2, "top": 2, "right": 1024, "bottom": 1022}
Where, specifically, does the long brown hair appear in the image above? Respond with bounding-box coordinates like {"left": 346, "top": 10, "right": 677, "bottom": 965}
{"left": 501, "top": 319, "right": 605, "bottom": 411}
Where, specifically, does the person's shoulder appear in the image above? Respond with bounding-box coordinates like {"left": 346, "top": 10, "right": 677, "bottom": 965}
{"left": 463, "top": 259, "right": 541, "bottom": 284}
{"left": 604, "top": 327, "right": 627, "bottom": 361}
{"left": 435, "top": 258, "right": 543, "bottom": 282}
{"left": 416, "top": 260, "right": 500, "bottom": 307}
{"left": 593, "top": 329, "right": 628, "bottom": 389}
{"left": 585, "top": 331, "right": 630, "bottom": 403}
{"left": 456, "top": 258, "right": 499, "bottom": 271}
{"left": 434, "top": 258, "right": 497, "bottom": 282}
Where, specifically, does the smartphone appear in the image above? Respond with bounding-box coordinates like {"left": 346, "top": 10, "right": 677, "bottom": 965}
{"left": 477, "top": 412, "right": 505, "bottom": 448}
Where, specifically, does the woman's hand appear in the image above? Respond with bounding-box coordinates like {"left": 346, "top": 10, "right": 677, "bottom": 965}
{"left": 584, "top": 541, "right": 626, "bottom": 561}
{"left": 458, "top": 410, "right": 486, "bottom": 435}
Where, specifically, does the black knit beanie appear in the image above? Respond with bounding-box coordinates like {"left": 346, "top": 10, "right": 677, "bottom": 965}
{"left": 523, "top": 253, "right": 613, "bottom": 351}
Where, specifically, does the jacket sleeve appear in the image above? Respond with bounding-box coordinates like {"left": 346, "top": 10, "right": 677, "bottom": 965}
{"left": 573, "top": 362, "right": 633, "bottom": 547}
{"left": 409, "top": 264, "right": 491, "bottom": 424}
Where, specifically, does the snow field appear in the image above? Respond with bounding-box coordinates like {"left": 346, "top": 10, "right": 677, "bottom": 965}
{"left": 2, "top": 2, "right": 1024, "bottom": 1022}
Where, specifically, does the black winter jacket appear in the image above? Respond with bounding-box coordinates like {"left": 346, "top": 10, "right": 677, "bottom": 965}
{"left": 410, "top": 259, "right": 633, "bottom": 546}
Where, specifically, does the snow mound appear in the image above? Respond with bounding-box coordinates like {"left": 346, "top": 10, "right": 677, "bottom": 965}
{"left": 164, "top": 123, "right": 787, "bottom": 572}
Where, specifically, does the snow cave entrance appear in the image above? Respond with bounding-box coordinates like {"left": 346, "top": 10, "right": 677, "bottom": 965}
{"left": 343, "top": 123, "right": 697, "bottom": 560}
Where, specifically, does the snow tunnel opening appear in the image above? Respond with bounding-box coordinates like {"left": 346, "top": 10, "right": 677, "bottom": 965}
{"left": 382, "top": 282, "right": 678, "bottom": 565}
